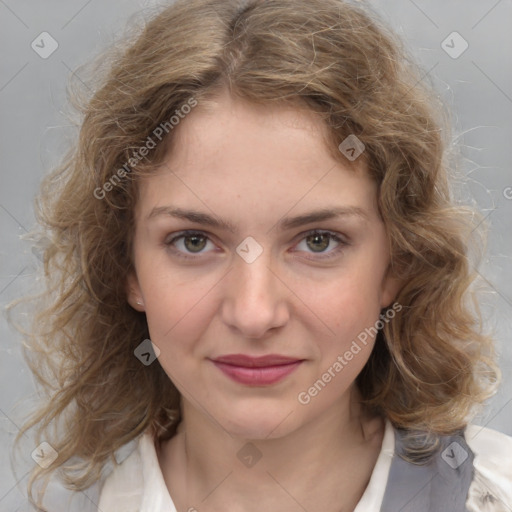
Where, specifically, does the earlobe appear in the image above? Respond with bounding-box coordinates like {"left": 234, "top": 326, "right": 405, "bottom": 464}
{"left": 126, "top": 272, "right": 145, "bottom": 311}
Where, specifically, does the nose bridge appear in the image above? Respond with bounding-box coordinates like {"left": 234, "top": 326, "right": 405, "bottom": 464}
{"left": 233, "top": 245, "right": 278, "bottom": 304}
{"left": 222, "top": 242, "right": 288, "bottom": 337}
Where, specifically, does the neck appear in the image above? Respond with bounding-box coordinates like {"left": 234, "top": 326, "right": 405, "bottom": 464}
{"left": 157, "top": 386, "right": 384, "bottom": 512}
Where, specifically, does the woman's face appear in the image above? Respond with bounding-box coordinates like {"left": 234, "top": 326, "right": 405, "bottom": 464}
{"left": 128, "top": 91, "right": 400, "bottom": 439}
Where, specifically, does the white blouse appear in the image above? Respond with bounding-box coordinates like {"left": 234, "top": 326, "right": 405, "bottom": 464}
{"left": 97, "top": 420, "right": 512, "bottom": 511}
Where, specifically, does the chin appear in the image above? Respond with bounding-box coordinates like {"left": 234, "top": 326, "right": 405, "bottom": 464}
{"left": 226, "top": 421, "right": 288, "bottom": 440}
{"left": 219, "top": 403, "right": 299, "bottom": 440}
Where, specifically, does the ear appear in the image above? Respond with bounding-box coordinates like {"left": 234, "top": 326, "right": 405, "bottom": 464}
{"left": 380, "top": 263, "right": 404, "bottom": 309}
{"left": 126, "top": 270, "right": 145, "bottom": 312}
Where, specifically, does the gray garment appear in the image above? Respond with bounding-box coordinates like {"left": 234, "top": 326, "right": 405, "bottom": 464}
{"left": 381, "top": 428, "right": 475, "bottom": 512}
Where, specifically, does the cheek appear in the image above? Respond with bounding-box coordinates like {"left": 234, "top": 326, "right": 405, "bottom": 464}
{"left": 315, "top": 267, "right": 387, "bottom": 377}
{"left": 144, "top": 300, "right": 208, "bottom": 388}
{"left": 138, "top": 267, "right": 205, "bottom": 352}
{"left": 323, "top": 267, "right": 385, "bottom": 331}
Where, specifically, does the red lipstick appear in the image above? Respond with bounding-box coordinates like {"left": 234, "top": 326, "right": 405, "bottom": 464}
{"left": 211, "top": 354, "right": 303, "bottom": 386}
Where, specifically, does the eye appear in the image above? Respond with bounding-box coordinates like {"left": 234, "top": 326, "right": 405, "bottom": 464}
{"left": 164, "top": 230, "right": 217, "bottom": 259}
{"left": 293, "top": 230, "right": 348, "bottom": 260}
{"left": 164, "top": 229, "right": 348, "bottom": 261}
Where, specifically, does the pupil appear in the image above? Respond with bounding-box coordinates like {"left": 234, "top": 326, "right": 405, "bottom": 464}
{"left": 185, "top": 235, "right": 206, "bottom": 252}
{"left": 308, "top": 233, "right": 329, "bottom": 252}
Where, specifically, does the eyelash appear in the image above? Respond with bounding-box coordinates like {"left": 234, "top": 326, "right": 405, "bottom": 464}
{"left": 164, "top": 229, "right": 348, "bottom": 261}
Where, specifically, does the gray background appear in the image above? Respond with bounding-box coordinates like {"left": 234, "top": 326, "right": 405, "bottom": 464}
{"left": 1, "top": 0, "right": 511, "bottom": 510}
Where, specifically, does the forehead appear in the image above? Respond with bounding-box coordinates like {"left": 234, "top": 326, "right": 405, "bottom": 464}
{"left": 135, "top": 92, "right": 377, "bottom": 224}
{"left": 169, "top": 91, "right": 334, "bottom": 163}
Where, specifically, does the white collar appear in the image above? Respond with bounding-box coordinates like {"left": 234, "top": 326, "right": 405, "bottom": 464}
{"left": 99, "top": 418, "right": 396, "bottom": 512}
{"left": 353, "top": 418, "right": 395, "bottom": 511}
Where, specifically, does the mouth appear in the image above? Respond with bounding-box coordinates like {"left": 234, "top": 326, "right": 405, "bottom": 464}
{"left": 210, "top": 354, "right": 304, "bottom": 386}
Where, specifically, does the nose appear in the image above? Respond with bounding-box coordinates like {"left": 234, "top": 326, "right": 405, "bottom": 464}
{"left": 220, "top": 249, "right": 290, "bottom": 339}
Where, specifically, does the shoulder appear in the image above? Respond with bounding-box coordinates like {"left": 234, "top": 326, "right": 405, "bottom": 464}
{"left": 379, "top": 420, "right": 511, "bottom": 511}
{"left": 97, "top": 429, "right": 177, "bottom": 512}
{"left": 97, "top": 434, "right": 146, "bottom": 512}
{"left": 464, "top": 424, "right": 512, "bottom": 511}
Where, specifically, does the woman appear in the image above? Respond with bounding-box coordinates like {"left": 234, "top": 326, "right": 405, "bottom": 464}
{"left": 12, "top": 0, "right": 512, "bottom": 510}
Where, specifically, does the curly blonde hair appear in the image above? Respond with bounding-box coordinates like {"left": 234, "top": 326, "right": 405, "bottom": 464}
{"left": 10, "top": 0, "right": 499, "bottom": 507}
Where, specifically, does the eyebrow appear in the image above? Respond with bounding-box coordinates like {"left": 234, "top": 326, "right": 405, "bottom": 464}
{"left": 147, "top": 205, "right": 369, "bottom": 233}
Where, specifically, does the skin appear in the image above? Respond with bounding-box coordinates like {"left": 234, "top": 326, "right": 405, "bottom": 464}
{"left": 127, "top": 89, "right": 402, "bottom": 512}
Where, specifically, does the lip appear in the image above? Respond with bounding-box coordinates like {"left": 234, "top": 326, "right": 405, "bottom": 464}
{"left": 211, "top": 354, "right": 304, "bottom": 386}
